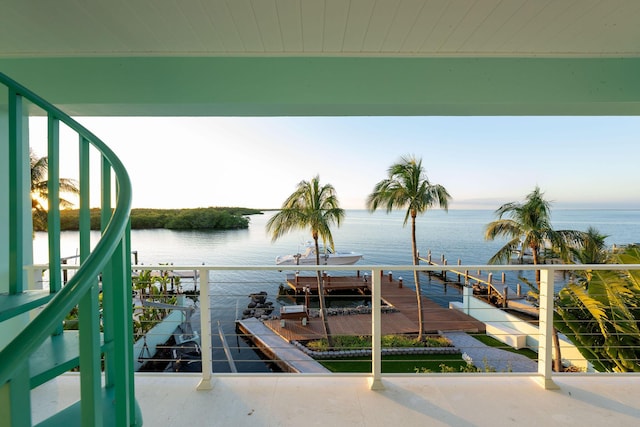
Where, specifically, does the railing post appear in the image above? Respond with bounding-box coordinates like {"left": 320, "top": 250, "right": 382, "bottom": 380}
{"left": 7, "top": 88, "right": 30, "bottom": 295}
{"left": 197, "top": 268, "right": 213, "bottom": 390}
{"left": 370, "top": 268, "right": 384, "bottom": 390}
{"left": 79, "top": 136, "right": 91, "bottom": 258}
{"left": 537, "top": 268, "right": 559, "bottom": 390}
{"left": 78, "top": 142, "right": 102, "bottom": 427}
{"left": 111, "top": 237, "right": 136, "bottom": 425}
{"left": 5, "top": 362, "right": 31, "bottom": 426}
{"left": 101, "top": 160, "right": 115, "bottom": 386}
{"left": 79, "top": 275, "right": 102, "bottom": 427}
{"left": 47, "top": 114, "right": 61, "bottom": 295}
{"left": 124, "top": 226, "right": 137, "bottom": 426}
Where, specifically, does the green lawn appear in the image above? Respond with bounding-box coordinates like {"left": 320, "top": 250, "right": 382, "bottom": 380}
{"left": 314, "top": 332, "right": 538, "bottom": 373}
{"left": 319, "top": 354, "right": 469, "bottom": 373}
{"left": 469, "top": 333, "right": 538, "bottom": 359}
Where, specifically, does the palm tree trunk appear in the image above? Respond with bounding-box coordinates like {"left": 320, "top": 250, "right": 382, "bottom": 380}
{"left": 314, "top": 237, "right": 333, "bottom": 347}
{"left": 552, "top": 326, "right": 563, "bottom": 372}
{"left": 532, "top": 246, "right": 541, "bottom": 285}
{"left": 411, "top": 214, "right": 424, "bottom": 341}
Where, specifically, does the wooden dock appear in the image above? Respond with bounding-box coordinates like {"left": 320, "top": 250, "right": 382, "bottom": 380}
{"left": 420, "top": 251, "right": 539, "bottom": 316}
{"left": 236, "top": 317, "right": 330, "bottom": 373}
{"left": 284, "top": 272, "right": 370, "bottom": 293}
{"left": 263, "top": 272, "right": 485, "bottom": 342}
{"left": 420, "top": 251, "right": 526, "bottom": 302}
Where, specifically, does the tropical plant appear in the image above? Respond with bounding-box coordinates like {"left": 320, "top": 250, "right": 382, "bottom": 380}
{"left": 30, "top": 149, "right": 80, "bottom": 231}
{"left": 266, "top": 175, "right": 345, "bottom": 347}
{"left": 133, "top": 270, "right": 154, "bottom": 297}
{"left": 555, "top": 245, "right": 640, "bottom": 372}
{"left": 306, "top": 334, "right": 452, "bottom": 352}
{"left": 485, "top": 187, "right": 585, "bottom": 371}
{"left": 571, "top": 226, "right": 610, "bottom": 266}
{"left": 484, "top": 186, "right": 584, "bottom": 284}
{"left": 366, "top": 155, "right": 451, "bottom": 341}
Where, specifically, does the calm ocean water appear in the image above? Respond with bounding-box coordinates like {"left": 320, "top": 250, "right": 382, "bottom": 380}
{"left": 33, "top": 209, "right": 640, "bottom": 372}
{"left": 35, "top": 209, "right": 640, "bottom": 266}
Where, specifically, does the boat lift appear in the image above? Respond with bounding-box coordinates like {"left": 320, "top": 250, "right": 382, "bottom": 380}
{"left": 141, "top": 299, "right": 237, "bottom": 372}
{"left": 141, "top": 299, "right": 198, "bottom": 344}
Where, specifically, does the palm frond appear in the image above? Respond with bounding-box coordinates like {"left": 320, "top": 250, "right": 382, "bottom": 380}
{"left": 487, "top": 237, "right": 521, "bottom": 264}
{"left": 565, "top": 282, "right": 608, "bottom": 323}
{"left": 484, "top": 219, "right": 521, "bottom": 241}
{"left": 367, "top": 155, "right": 451, "bottom": 226}
{"left": 266, "top": 175, "right": 344, "bottom": 250}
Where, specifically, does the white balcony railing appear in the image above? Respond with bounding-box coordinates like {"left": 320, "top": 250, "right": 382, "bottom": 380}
{"left": 30, "top": 263, "right": 640, "bottom": 392}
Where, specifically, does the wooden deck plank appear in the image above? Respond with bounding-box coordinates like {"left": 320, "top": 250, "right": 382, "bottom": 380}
{"left": 237, "top": 318, "right": 329, "bottom": 373}
{"left": 265, "top": 273, "right": 485, "bottom": 341}
{"left": 379, "top": 274, "right": 485, "bottom": 333}
{"left": 285, "top": 273, "right": 369, "bottom": 293}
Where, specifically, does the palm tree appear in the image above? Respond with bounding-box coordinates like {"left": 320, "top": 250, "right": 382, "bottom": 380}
{"left": 31, "top": 149, "right": 80, "bottom": 231}
{"left": 484, "top": 186, "right": 584, "bottom": 284}
{"left": 485, "top": 187, "right": 584, "bottom": 371}
{"left": 555, "top": 245, "right": 640, "bottom": 372}
{"left": 571, "top": 226, "right": 610, "bottom": 266}
{"left": 266, "top": 175, "right": 344, "bottom": 347}
{"left": 366, "top": 155, "right": 451, "bottom": 341}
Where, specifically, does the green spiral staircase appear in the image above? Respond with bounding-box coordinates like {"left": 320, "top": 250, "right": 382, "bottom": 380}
{"left": 0, "top": 73, "right": 142, "bottom": 426}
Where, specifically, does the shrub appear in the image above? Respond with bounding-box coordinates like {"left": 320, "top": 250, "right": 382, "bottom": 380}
{"left": 306, "top": 334, "right": 452, "bottom": 351}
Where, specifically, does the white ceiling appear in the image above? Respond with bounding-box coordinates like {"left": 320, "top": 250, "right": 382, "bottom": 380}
{"left": 2, "top": 0, "right": 640, "bottom": 58}
{"left": 2, "top": 0, "right": 639, "bottom": 116}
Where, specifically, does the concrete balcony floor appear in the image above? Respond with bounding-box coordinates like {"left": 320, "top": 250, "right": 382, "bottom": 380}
{"left": 33, "top": 373, "right": 640, "bottom": 426}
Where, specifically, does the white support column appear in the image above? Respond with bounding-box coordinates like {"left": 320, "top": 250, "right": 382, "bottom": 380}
{"left": 197, "top": 268, "right": 213, "bottom": 390}
{"left": 369, "top": 268, "right": 384, "bottom": 390}
{"left": 537, "top": 268, "right": 559, "bottom": 390}
{"left": 463, "top": 283, "right": 472, "bottom": 315}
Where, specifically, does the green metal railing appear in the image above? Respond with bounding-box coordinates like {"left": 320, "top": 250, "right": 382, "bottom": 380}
{"left": 0, "top": 72, "right": 138, "bottom": 426}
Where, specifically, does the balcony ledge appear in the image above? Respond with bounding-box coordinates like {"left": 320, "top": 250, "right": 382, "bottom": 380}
{"left": 33, "top": 373, "right": 640, "bottom": 426}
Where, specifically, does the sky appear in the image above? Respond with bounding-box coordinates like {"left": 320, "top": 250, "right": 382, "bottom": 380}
{"left": 30, "top": 116, "right": 640, "bottom": 210}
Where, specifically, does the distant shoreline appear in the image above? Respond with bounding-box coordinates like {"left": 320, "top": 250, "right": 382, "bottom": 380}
{"left": 53, "top": 207, "right": 264, "bottom": 232}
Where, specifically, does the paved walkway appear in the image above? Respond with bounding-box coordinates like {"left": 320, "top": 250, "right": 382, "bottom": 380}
{"left": 442, "top": 331, "right": 537, "bottom": 372}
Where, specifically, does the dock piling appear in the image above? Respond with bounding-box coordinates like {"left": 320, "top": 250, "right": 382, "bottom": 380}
{"left": 420, "top": 250, "right": 526, "bottom": 307}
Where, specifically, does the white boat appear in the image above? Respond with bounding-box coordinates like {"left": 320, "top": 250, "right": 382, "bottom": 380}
{"left": 275, "top": 243, "right": 363, "bottom": 266}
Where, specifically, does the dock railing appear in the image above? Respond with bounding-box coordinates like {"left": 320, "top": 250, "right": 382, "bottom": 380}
{"left": 32, "top": 262, "right": 640, "bottom": 391}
